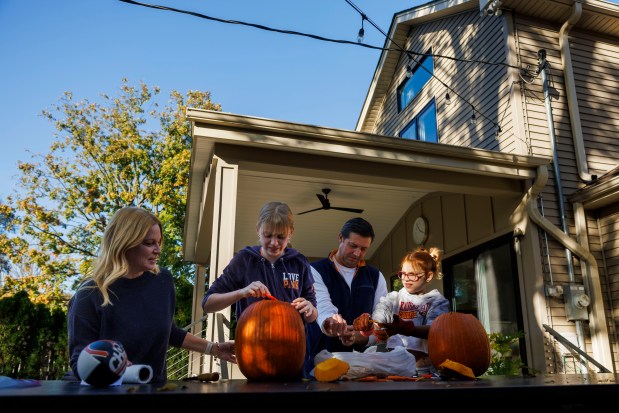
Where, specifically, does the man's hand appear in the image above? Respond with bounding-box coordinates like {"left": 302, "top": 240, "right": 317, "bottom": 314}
{"left": 339, "top": 326, "right": 356, "bottom": 346}
{"left": 323, "top": 314, "right": 348, "bottom": 337}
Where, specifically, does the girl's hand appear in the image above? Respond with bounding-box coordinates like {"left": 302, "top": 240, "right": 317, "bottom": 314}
{"left": 323, "top": 314, "right": 348, "bottom": 337}
{"left": 291, "top": 298, "right": 316, "bottom": 321}
{"left": 239, "top": 281, "right": 271, "bottom": 299}
{"left": 384, "top": 315, "right": 415, "bottom": 336}
{"left": 373, "top": 328, "right": 388, "bottom": 342}
{"left": 352, "top": 313, "right": 373, "bottom": 332}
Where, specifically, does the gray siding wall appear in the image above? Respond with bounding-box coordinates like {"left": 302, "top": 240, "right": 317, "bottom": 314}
{"left": 371, "top": 10, "right": 515, "bottom": 153}
{"left": 571, "top": 23, "right": 619, "bottom": 376}
{"left": 571, "top": 32, "right": 619, "bottom": 177}
{"left": 368, "top": 9, "right": 619, "bottom": 374}
{"left": 514, "top": 16, "right": 619, "bottom": 372}
{"left": 511, "top": 18, "right": 619, "bottom": 175}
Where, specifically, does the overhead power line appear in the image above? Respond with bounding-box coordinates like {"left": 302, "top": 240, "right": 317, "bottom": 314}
{"left": 121, "top": 0, "right": 523, "bottom": 131}
{"left": 119, "top": 0, "right": 517, "bottom": 69}
{"left": 119, "top": 0, "right": 381, "bottom": 50}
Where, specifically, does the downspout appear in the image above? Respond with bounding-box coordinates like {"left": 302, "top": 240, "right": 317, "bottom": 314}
{"left": 558, "top": 1, "right": 595, "bottom": 184}
{"left": 513, "top": 165, "right": 613, "bottom": 372}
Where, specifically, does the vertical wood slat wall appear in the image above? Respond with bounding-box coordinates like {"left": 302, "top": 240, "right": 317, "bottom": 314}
{"left": 368, "top": 192, "right": 517, "bottom": 291}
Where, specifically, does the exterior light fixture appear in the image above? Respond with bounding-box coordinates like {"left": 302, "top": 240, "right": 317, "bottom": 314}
{"left": 482, "top": 0, "right": 503, "bottom": 17}
{"left": 357, "top": 16, "right": 365, "bottom": 43}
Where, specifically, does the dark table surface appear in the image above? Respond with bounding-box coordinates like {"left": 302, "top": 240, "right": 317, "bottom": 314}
{"left": 2, "top": 374, "right": 618, "bottom": 410}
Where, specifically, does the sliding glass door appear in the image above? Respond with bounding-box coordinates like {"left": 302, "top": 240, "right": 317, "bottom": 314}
{"left": 442, "top": 234, "right": 526, "bottom": 364}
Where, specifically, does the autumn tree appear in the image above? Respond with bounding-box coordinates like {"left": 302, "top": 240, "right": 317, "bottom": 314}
{"left": 0, "top": 79, "right": 221, "bottom": 318}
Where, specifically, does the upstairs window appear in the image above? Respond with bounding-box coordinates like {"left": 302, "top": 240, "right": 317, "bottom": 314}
{"left": 399, "top": 99, "right": 438, "bottom": 142}
{"left": 397, "top": 52, "right": 433, "bottom": 112}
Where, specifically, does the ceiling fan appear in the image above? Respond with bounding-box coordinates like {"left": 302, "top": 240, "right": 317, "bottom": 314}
{"left": 297, "top": 188, "right": 364, "bottom": 215}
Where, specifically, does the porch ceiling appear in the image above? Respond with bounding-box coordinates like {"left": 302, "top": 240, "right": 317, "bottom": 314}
{"left": 184, "top": 109, "right": 549, "bottom": 265}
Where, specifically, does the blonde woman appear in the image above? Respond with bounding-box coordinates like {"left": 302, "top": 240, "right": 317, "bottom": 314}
{"left": 68, "top": 206, "right": 236, "bottom": 384}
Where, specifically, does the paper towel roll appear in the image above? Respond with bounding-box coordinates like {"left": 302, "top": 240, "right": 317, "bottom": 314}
{"left": 122, "top": 364, "right": 153, "bottom": 384}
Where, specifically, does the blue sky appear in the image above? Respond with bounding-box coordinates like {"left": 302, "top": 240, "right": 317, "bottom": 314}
{"left": 0, "top": 0, "right": 422, "bottom": 199}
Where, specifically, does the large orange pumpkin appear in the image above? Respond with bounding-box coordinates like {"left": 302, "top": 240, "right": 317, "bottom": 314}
{"left": 234, "top": 299, "right": 306, "bottom": 381}
{"left": 427, "top": 312, "right": 491, "bottom": 377}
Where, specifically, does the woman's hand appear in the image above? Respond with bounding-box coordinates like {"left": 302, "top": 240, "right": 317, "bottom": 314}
{"left": 211, "top": 341, "right": 237, "bottom": 364}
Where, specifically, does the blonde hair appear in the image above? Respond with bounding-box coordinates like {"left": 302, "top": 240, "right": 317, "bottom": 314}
{"left": 401, "top": 246, "right": 443, "bottom": 280}
{"left": 257, "top": 201, "right": 294, "bottom": 236}
{"left": 87, "top": 206, "right": 163, "bottom": 306}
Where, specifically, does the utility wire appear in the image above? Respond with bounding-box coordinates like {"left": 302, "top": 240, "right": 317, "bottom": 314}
{"left": 119, "top": 0, "right": 380, "bottom": 50}
{"left": 119, "top": 0, "right": 517, "bottom": 70}
{"left": 121, "top": 0, "right": 520, "bottom": 129}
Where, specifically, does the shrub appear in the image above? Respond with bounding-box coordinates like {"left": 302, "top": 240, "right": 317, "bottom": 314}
{"left": 486, "top": 330, "right": 526, "bottom": 375}
{"left": 0, "top": 291, "right": 69, "bottom": 379}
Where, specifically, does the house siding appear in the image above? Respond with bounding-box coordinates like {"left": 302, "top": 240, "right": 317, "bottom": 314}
{"left": 571, "top": 27, "right": 619, "bottom": 374}
{"left": 372, "top": 10, "right": 512, "bottom": 154}
{"left": 514, "top": 15, "right": 619, "bottom": 372}
{"left": 368, "top": 6, "right": 619, "bottom": 374}
{"left": 570, "top": 32, "right": 619, "bottom": 177}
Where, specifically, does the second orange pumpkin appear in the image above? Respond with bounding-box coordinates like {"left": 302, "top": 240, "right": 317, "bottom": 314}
{"left": 427, "top": 312, "right": 491, "bottom": 377}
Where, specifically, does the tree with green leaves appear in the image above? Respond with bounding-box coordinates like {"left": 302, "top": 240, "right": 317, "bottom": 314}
{"left": 0, "top": 78, "right": 220, "bottom": 318}
{"left": 0, "top": 290, "right": 68, "bottom": 379}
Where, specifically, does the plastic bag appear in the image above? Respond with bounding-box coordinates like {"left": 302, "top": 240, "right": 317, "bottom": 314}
{"left": 313, "top": 345, "right": 416, "bottom": 379}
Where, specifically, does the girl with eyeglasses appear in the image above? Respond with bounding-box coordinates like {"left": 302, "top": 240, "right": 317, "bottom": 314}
{"left": 366, "top": 246, "right": 449, "bottom": 375}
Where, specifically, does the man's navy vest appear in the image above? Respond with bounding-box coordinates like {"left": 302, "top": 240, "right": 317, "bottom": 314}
{"left": 308, "top": 258, "right": 380, "bottom": 354}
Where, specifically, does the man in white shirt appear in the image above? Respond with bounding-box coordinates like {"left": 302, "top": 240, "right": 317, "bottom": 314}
{"left": 308, "top": 217, "right": 388, "bottom": 356}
